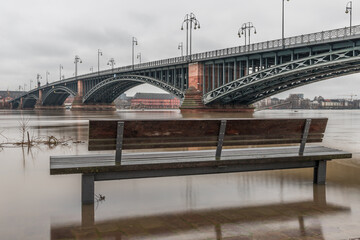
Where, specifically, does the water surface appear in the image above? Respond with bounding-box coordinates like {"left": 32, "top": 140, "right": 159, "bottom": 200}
{"left": 0, "top": 109, "right": 359, "bottom": 240}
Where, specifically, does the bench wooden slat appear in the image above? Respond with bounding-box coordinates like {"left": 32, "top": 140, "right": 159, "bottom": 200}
{"left": 50, "top": 146, "right": 351, "bottom": 175}
{"left": 88, "top": 118, "right": 328, "bottom": 151}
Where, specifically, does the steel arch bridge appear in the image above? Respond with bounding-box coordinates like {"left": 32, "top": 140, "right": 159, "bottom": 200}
{"left": 8, "top": 25, "right": 360, "bottom": 110}
{"left": 203, "top": 47, "right": 360, "bottom": 105}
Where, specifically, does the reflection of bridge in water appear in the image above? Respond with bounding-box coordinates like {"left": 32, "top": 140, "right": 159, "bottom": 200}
{"left": 10, "top": 25, "right": 360, "bottom": 112}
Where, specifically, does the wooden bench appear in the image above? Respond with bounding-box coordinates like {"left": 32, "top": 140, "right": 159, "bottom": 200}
{"left": 50, "top": 118, "right": 352, "bottom": 204}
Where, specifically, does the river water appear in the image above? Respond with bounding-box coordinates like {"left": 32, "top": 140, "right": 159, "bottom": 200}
{"left": 0, "top": 109, "right": 359, "bottom": 240}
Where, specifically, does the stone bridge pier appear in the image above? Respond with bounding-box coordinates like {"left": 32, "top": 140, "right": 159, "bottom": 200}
{"left": 180, "top": 62, "right": 254, "bottom": 113}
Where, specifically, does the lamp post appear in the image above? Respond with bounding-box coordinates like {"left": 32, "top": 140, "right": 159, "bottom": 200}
{"left": 90, "top": 66, "right": 94, "bottom": 73}
{"left": 137, "top": 53, "right": 142, "bottom": 64}
{"left": 345, "top": 1, "right": 353, "bottom": 35}
{"left": 178, "top": 42, "right": 184, "bottom": 56}
{"left": 30, "top": 79, "right": 33, "bottom": 90}
{"left": 107, "top": 58, "right": 116, "bottom": 71}
{"left": 132, "top": 37, "right": 138, "bottom": 69}
{"left": 36, "top": 74, "right": 42, "bottom": 88}
{"left": 74, "top": 55, "right": 82, "bottom": 78}
{"left": 238, "top": 22, "right": 257, "bottom": 47}
{"left": 59, "top": 64, "right": 63, "bottom": 81}
{"left": 282, "top": 0, "right": 290, "bottom": 48}
{"left": 98, "top": 49, "right": 102, "bottom": 73}
{"left": 46, "top": 71, "right": 50, "bottom": 85}
{"left": 181, "top": 13, "right": 200, "bottom": 61}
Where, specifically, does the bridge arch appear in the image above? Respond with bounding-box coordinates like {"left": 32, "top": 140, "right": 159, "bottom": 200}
{"left": 42, "top": 86, "right": 77, "bottom": 106}
{"left": 12, "top": 100, "right": 21, "bottom": 109}
{"left": 203, "top": 47, "right": 360, "bottom": 105}
{"left": 83, "top": 75, "right": 184, "bottom": 104}
{"left": 22, "top": 94, "right": 39, "bottom": 109}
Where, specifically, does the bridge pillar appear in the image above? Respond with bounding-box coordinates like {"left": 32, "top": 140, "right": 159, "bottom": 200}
{"left": 34, "top": 89, "right": 45, "bottom": 110}
{"left": 20, "top": 97, "right": 23, "bottom": 110}
{"left": 180, "top": 63, "right": 205, "bottom": 111}
{"left": 180, "top": 62, "right": 254, "bottom": 113}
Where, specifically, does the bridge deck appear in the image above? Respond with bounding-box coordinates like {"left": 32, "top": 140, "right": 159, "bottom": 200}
{"left": 50, "top": 146, "right": 351, "bottom": 177}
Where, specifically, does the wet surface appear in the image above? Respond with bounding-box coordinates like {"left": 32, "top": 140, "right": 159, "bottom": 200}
{"left": 0, "top": 109, "right": 360, "bottom": 240}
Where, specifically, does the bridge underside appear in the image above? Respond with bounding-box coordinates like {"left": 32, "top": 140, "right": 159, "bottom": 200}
{"left": 84, "top": 80, "right": 143, "bottom": 104}
{"left": 82, "top": 75, "right": 184, "bottom": 105}
{"left": 42, "top": 86, "right": 77, "bottom": 107}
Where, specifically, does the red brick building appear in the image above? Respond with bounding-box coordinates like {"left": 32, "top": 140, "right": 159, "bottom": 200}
{"left": 130, "top": 93, "right": 180, "bottom": 109}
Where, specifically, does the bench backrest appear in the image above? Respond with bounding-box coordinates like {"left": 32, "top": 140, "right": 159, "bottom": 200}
{"left": 88, "top": 118, "right": 327, "bottom": 162}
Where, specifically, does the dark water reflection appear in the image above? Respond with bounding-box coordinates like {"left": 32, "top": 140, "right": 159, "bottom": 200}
{"left": 1, "top": 109, "right": 360, "bottom": 240}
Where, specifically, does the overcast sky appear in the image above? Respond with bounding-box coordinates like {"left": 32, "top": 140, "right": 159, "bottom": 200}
{"left": 0, "top": 0, "right": 359, "bottom": 99}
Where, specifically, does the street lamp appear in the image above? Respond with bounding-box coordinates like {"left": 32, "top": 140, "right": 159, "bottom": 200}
{"left": 59, "top": 64, "right": 63, "bottom": 81}
{"left": 30, "top": 79, "right": 33, "bottom": 90}
{"left": 132, "top": 37, "right": 138, "bottom": 69}
{"left": 74, "top": 55, "right": 82, "bottom": 78}
{"left": 282, "top": 0, "right": 290, "bottom": 48}
{"left": 36, "top": 74, "right": 42, "bottom": 88}
{"left": 46, "top": 71, "right": 50, "bottom": 85}
{"left": 137, "top": 53, "right": 142, "bottom": 64}
{"left": 345, "top": 1, "right": 353, "bottom": 35}
{"left": 181, "top": 13, "right": 200, "bottom": 61}
{"left": 238, "top": 22, "right": 257, "bottom": 47}
{"left": 107, "top": 58, "right": 116, "bottom": 71}
{"left": 90, "top": 66, "right": 94, "bottom": 73}
{"left": 98, "top": 49, "right": 103, "bottom": 73}
{"left": 178, "top": 42, "right": 184, "bottom": 56}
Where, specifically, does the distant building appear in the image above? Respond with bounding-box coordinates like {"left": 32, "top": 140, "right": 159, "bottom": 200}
{"left": 0, "top": 91, "right": 25, "bottom": 109}
{"left": 254, "top": 93, "right": 360, "bottom": 110}
{"left": 0, "top": 91, "right": 25, "bottom": 99}
{"left": 130, "top": 93, "right": 180, "bottom": 109}
{"left": 320, "top": 99, "right": 349, "bottom": 109}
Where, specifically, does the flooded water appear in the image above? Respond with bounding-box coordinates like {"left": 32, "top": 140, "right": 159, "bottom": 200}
{"left": 0, "top": 109, "right": 360, "bottom": 240}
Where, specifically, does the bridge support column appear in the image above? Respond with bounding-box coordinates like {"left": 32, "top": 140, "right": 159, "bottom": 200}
{"left": 19, "top": 97, "right": 23, "bottom": 110}
{"left": 180, "top": 62, "right": 254, "bottom": 113}
{"left": 71, "top": 79, "right": 116, "bottom": 111}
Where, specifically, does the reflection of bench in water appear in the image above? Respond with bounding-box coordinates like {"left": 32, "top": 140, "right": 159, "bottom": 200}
{"left": 51, "top": 186, "right": 349, "bottom": 240}
{"left": 50, "top": 118, "right": 352, "bottom": 204}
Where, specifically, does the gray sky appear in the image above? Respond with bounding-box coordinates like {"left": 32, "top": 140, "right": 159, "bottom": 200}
{"left": 0, "top": 0, "right": 359, "bottom": 99}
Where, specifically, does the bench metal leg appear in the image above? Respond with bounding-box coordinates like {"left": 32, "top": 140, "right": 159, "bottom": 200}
{"left": 82, "top": 174, "right": 95, "bottom": 204}
{"left": 313, "top": 184, "right": 327, "bottom": 205}
{"left": 81, "top": 203, "right": 94, "bottom": 227}
{"left": 313, "top": 160, "right": 327, "bottom": 185}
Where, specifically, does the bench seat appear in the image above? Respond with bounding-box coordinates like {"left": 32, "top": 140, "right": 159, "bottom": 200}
{"left": 51, "top": 146, "right": 351, "bottom": 177}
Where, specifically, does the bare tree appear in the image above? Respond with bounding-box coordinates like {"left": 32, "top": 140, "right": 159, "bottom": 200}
{"left": 18, "top": 117, "right": 30, "bottom": 145}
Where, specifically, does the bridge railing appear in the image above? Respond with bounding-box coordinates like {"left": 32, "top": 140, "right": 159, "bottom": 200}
{"left": 190, "top": 25, "right": 360, "bottom": 61}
